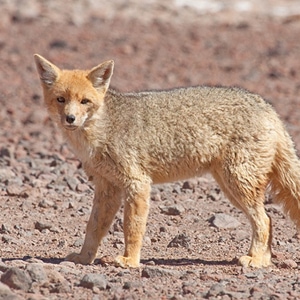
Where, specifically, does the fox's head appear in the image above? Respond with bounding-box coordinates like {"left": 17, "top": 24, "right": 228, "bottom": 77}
{"left": 34, "top": 54, "right": 114, "bottom": 131}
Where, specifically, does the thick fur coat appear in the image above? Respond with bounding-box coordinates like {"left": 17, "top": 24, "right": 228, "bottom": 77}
{"left": 34, "top": 54, "right": 300, "bottom": 268}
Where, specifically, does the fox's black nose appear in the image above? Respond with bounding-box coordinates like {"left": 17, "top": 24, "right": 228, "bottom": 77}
{"left": 66, "top": 114, "right": 76, "bottom": 124}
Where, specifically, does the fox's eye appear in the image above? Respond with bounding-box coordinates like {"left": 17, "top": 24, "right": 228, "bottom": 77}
{"left": 81, "top": 98, "right": 90, "bottom": 104}
{"left": 57, "top": 97, "right": 65, "bottom": 103}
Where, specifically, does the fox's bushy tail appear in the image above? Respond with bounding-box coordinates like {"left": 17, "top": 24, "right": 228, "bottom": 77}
{"left": 270, "top": 128, "right": 300, "bottom": 228}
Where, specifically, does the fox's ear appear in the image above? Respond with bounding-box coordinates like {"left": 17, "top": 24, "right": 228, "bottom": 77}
{"left": 87, "top": 60, "right": 114, "bottom": 92}
{"left": 34, "top": 54, "right": 60, "bottom": 86}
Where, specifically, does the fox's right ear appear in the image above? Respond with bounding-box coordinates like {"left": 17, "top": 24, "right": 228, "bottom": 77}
{"left": 34, "top": 54, "right": 60, "bottom": 86}
{"left": 87, "top": 60, "right": 114, "bottom": 92}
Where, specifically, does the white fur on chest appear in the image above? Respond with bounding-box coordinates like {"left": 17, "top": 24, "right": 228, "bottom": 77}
{"left": 64, "top": 129, "right": 96, "bottom": 164}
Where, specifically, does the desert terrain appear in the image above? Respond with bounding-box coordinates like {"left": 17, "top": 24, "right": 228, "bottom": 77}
{"left": 1, "top": 1, "right": 300, "bottom": 299}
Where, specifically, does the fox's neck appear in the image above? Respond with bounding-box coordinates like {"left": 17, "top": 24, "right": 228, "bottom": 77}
{"left": 62, "top": 118, "right": 106, "bottom": 164}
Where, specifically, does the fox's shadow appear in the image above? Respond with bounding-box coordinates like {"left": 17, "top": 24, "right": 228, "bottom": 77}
{"left": 141, "top": 258, "right": 236, "bottom": 267}
{"left": 2, "top": 256, "right": 235, "bottom": 267}
{"left": 2, "top": 256, "right": 64, "bottom": 264}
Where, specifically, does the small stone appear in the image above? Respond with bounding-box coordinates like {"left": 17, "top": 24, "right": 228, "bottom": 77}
{"left": 151, "top": 192, "right": 161, "bottom": 202}
{"left": 95, "top": 255, "right": 115, "bottom": 266}
{"left": 26, "top": 263, "right": 48, "bottom": 283}
{"left": 1, "top": 267, "right": 32, "bottom": 291}
{"left": 141, "top": 267, "right": 180, "bottom": 278}
{"left": 123, "top": 281, "right": 141, "bottom": 290}
{"left": 244, "top": 270, "right": 264, "bottom": 279}
{"left": 68, "top": 202, "right": 75, "bottom": 209}
{"left": 0, "top": 224, "right": 11, "bottom": 234}
{"left": 76, "top": 183, "right": 89, "bottom": 192}
{"left": 210, "top": 213, "right": 241, "bottom": 229}
{"left": 182, "top": 180, "right": 197, "bottom": 190}
{"left": 49, "top": 39, "right": 68, "bottom": 49}
{"left": 167, "top": 233, "right": 191, "bottom": 248}
{"left": 207, "top": 189, "right": 221, "bottom": 201}
{"left": 172, "top": 185, "right": 182, "bottom": 194}
{"left": 38, "top": 199, "right": 55, "bottom": 208}
{"left": 6, "top": 184, "right": 29, "bottom": 198}
{"left": 159, "top": 204, "right": 185, "bottom": 216}
{"left": 0, "top": 281, "right": 19, "bottom": 299}
{"left": 159, "top": 226, "right": 167, "bottom": 233}
{"left": 34, "top": 221, "right": 52, "bottom": 231}
{"left": 0, "top": 147, "right": 12, "bottom": 159}
{"left": 25, "top": 110, "right": 48, "bottom": 124}
{"left": 144, "top": 260, "right": 156, "bottom": 266}
{"left": 0, "top": 168, "right": 15, "bottom": 181}
{"left": 123, "top": 281, "right": 131, "bottom": 290}
{"left": 279, "top": 259, "right": 298, "bottom": 269}
{"left": 2, "top": 235, "right": 18, "bottom": 244}
{"left": 73, "top": 238, "right": 84, "bottom": 247}
{"left": 234, "top": 230, "right": 249, "bottom": 241}
{"left": 65, "top": 176, "right": 79, "bottom": 191}
{"left": 206, "top": 283, "right": 226, "bottom": 297}
{"left": 79, "top": 274, "right": 107, "bottom": 290}
{"left": 46, "top": 270, "right": 71, "bottom": 293}
{"left": 0, "top": 260, "right": 8, "bottom": 272}
{"left": 143, "top": 236, "right": 152, "bottom": 246}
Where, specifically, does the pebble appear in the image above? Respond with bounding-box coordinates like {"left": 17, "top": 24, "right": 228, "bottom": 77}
{"left": 46, "top": 270, "right": 72, "bottom": 293}
{"left": 6, "top": 184, "right": 29, "bottom": 198}
{"left": 2, "top": 235, "right": 19, "bottom": 245}
{"left": 0, "top": 168, "right": 16, "bottom": 181}
{"left": 159, "top": 204, "right": 185, "bottom": 216}
{"left": 79, "top": 273, "right": 108, "bottom": 290}
{"left": 141, "top": 267, "right": 181, "bottom": 278}
{"left": 167, "top": 233, "right": 191, "bottom": 248}
{"left": 65, "top": 176, "right": 79, "bottom": 191}
{"left": 234, "top": 229, "right": 249, "bottom": 241}
{"left": 38, "top": 199, "right": 55, "bottom": 208}
{"left": 76, "top": 183, "right": 90, "bottom": 192}
{"left": 1, "top": 267, "right": 32, "bottom": 291}
{"left": 34, "top": 221, "right": 52, "bottom": 231}
{"left": 206, "top": 283, "right": 226, "bottom": 297}
{"left": 0, "top": 281, "right": 21, "bottom": 299}
{"left": 151, "top": 192, "right": 162, "bottom": 202}
{"left": 0, "top": 260, "right": 8, "bottom": 273}
{"left": 182, "top": 179, "right": 198, "bottom": 191}
{"left": 26, "top": 263, "right": 48, "bottom": 283}
{"left": 210, "top": 213, "right": 241, "bottom": 229}
{"left": 279, "top": 259, "right": 298, "bottom": 269}
{"left": 207, "top": 188, "right": 222, "bottom": 201}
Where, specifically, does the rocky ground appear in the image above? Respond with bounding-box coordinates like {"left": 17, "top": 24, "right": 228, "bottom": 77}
{"left": 1, "top": 0, "right": 300, "bottom": 299}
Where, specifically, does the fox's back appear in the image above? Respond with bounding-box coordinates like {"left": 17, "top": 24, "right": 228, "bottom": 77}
{"left": 104, "top": 86, "right": 279, "bottom": 183}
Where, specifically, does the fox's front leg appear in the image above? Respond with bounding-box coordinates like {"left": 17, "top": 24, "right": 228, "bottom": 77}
{"left": 66, "top": 179, "right": 122, "bottom": 264}
{"left": 115, "top": 181, "right": 151, "bottom": 268}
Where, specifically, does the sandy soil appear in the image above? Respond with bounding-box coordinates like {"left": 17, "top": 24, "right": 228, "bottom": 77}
{"left": 1, "top": 1, "right": 300, "bottom": 299}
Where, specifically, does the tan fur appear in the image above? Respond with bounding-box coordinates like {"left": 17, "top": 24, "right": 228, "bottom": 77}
{"left": 34, "top": 54, "right": 300, "bottom": 268}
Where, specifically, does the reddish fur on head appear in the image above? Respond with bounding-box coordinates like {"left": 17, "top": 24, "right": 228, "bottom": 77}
{"left": 33, "top": 54, "right": 114, "bottom": 131}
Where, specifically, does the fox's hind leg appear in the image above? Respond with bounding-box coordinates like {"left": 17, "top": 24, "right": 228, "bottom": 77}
{"left": 212, "top": 168, "right": 272, "bottom": 268}
{"left": 238, "top": 202, "right": 272, "bottom": 268}
{"left": 115, "top": 180, "right": 151, "bottom": 268}
{"left": 66, "top": 178, "right": 122, "bottom": 264}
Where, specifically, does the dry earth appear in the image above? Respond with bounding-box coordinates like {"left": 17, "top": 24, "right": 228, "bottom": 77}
{"left": 1, "top": 1, "right": 300, "bottom": 299}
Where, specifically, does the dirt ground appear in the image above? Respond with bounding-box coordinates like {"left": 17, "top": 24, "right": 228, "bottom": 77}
{"left": 1, "top": 1, "right": 300, "bottom": 299}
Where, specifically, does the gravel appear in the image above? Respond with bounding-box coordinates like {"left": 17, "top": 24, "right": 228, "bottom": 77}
{"left": 1, "top": 0, "right": 300, "bottom": 299}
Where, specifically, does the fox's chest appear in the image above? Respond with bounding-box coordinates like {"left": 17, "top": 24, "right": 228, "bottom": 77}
{"left": 64, "top": 130, "right": 96, "bottom": 162}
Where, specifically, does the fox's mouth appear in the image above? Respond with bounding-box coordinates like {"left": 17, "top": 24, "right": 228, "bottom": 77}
{"left": 63, "top": 124, "right": 79, "bottom": 131}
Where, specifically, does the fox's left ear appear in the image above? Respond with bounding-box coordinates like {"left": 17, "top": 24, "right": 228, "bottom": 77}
{"left": 88, "top": 60, "right": 114, "bottom": 92}
{"left": 34, "top": 54, "right": 60, "bottom": 86}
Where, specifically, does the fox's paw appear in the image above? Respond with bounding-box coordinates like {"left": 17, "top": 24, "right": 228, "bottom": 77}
{"left": 65, "top": 252, "right": 94, "bottom": 265}
{"left": 114, "top": 255, "right": 140, "bottom": 268}
{"left": 238, "top": 255, "right": 272, "bottom": 268}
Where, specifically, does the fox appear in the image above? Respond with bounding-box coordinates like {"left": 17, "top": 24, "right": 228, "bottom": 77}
{"left": 33, "top": 53, "right": 300, "bottom": 269}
